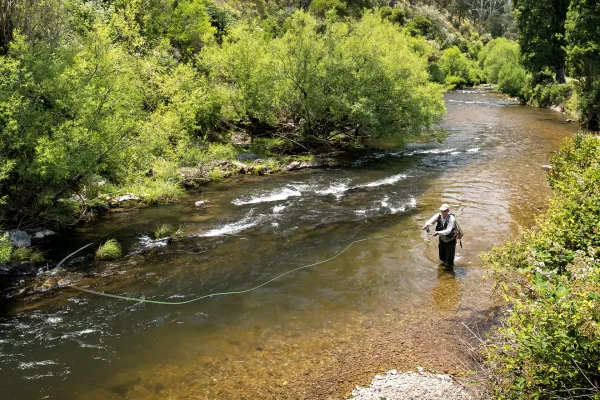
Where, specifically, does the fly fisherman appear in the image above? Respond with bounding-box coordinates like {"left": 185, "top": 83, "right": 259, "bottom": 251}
{"left": 422, "top": 203, "right": 457, "bottom": 267}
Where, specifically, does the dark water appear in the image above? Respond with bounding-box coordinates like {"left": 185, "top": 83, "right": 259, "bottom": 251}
{"left": 0, "top": 90, "right": 579, "bottom": 399}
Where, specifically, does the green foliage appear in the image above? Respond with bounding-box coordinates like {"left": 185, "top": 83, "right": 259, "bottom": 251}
{"left": 513, "top": 0, "right": 570, "bottom": 83}
{"left": 379, "top": 6, "right": 405, "bottom": 25}
{"left": 10, "top": 247, "right": 32, "bottom": 262}
{"left": 309, "top": 0, "right": 347, "bottom": 18}
{"left": 565, "top": 0, "right": 600, "bottom": 130}
{"left": 251, "top": 137, "right": 292, "bottom": 157}
{"left": 167, "top": 0, "right": 215, "bottom": 57}
{"left": 478, "top": 37, "right": 528, "bottom": 98}
{"left": 153, "top": 223, "right": 175, "bottom": 239}
{"left": 202, "top": 10, "right": 445, "bottom": 144}
{"left": 479, "top": 38, "right": 521, "bottom": 83}
{"left": 29, "top": 249, "right": 46, "bottom": 263}
{"left": 0, "top": 233, "right": 11, "bottom": 264}
{"left": 497, "top": 61, "right": 529, "bottom": 98}
{"left": 433, "top": 46, "right": 482, "bottom": 88}
{"left": 483, "top": 134, "right": 600, "bottom": 398}
{"left": 528, "top": 82, "right": 573, "bottom": 108}
{"left": 95, "top": 239, "right": 122, "bottom": 260}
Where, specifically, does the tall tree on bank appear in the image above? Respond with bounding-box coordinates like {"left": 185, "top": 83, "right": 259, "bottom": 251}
{"left": 566, "top": 0, "right": 600, "bottom": 130}
{"left": 512, "top": 0, "right": 570, "bottom": 84}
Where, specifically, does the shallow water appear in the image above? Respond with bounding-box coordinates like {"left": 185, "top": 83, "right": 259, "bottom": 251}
{"left": 0, "top": 90, "right": 579, "bottom": 399}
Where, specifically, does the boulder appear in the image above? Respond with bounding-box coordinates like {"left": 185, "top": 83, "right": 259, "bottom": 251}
{"left": 550, "top": 104, "right": 565, "bottom": 113}
{"left": 235, "top": 153, "right": 260, "bottom": 162}
{"left": 31, "top": 229, "right": 58, "bottom": 240}
{"left": 194, "top": 200, "right": 210, "bottom": 207}
{"left": 113, "top": 194, "right": 139, "bottom": 203}
{"left": 231, "top": 161, "right": 247, "bottom": 174}
{"left": 286, "top": 161, "right": 301, "bottom": 171}
{"left": 9, "top": 230, "right": 31, "bottom": 248}
{"left": 93, "top": 203, "right": 110, "bottom": 213}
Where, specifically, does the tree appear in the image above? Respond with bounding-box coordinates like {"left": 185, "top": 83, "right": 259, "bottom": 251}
{"left": 565, "top": 0, "right": 600, "bottom": 130}
{"left": 512, "top": 0, "right": 570, "bottom": 84}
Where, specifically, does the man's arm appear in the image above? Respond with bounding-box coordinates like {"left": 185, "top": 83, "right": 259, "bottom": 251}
{"left": 422, "top": 214, "right": 439, "bottom": 230}
{"left": 436, "top": 215, "right": 455, "bottom": 236}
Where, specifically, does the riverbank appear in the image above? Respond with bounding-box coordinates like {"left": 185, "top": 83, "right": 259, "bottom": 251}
{"left": 480, "top": 134, "right": 600, "bottom": 398}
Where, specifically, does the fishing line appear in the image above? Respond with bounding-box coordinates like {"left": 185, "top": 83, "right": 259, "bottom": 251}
{"left": 64, "top": 234, "right": 395, "bottom": 305}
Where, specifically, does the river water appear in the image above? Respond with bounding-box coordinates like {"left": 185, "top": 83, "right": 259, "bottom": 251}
{"left": 0, "top": 90, "right": 579, "bottom": 399}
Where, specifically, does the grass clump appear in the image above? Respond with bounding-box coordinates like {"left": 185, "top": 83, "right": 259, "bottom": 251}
{"left": 10, "top": 247, "right": 32, "bottom": 262}
{"left": 29, "top": 250, "right": 46, "bottom": 263}
{"left": 95, "top": 239, "right": 122, "bottom": 260}
{"left": 153, "top": 224, "right": 184, "bottom": 240}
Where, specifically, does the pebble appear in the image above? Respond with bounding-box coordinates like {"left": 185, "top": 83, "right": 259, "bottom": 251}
{"left": 348, "top": 370, "right": 472, "bottom": 400}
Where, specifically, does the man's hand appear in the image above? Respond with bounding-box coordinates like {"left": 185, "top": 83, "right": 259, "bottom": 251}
{"left": 421, "top": 224, "right": 428, "bottom": 230}
{"left": 432, "top": 232, "right": 439, "bottom": 237}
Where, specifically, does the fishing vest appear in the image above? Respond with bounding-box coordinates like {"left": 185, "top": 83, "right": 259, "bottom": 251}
{"left": 436, "top": 213, "right": 456, "bottom": 241}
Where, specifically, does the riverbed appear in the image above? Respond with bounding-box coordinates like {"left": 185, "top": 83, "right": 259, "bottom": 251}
{"left": 0, "top": 90, "right": 579, "bottom": 399}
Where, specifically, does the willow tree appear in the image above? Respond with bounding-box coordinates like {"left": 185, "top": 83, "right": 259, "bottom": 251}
{"left": 513, "top": 0, "right": 570, "bottom": 84}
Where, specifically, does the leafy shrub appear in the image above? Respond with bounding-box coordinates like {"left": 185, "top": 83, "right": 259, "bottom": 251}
{"left": 483, "top": 135, "right": 600, "bottom": 398}
{"left": 497, "top": 62, "right": 529, "bottom": 98}
{"left": 251, "top": 137, "right": 292, "bottom": 156}
{"left": 529, "top": 82, "right": 574, "bottom": 108}
{"left": 95, "top": 239, "right": 122, "bottom": 260}
{"left": 433, "top": 46, "right": 482, "bottom": 88}
{"left": 479, "top": 37, "right": 521, "bottom": 83}
{"left": 0, "top": 233, "right": 12, "bottom": 264}
{"left": 379, "top": 6, "right": 406, "bottom": 25}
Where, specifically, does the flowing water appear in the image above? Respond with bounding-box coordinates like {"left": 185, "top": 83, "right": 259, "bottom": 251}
{"left": 0, "top": 90, "right": 579, "bottom": 399}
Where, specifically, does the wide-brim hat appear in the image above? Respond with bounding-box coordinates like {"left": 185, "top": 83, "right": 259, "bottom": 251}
{"left": 439, "top": 203, "right": 450, "bottom": 211}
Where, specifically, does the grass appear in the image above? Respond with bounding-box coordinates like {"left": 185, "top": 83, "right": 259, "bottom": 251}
{"left": 95, "top": 239, "right": 122, "bottom": 260}
{"left": 153, "top": 224, "right": 185, "bottom": 240}
{"left": 11, "top": 247, "right": 32, "bottom": 262}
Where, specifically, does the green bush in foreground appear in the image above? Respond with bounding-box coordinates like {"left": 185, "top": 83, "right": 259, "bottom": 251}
{"left": 95, "top": 239, "right": 122, "bottom": 261}
{"left": 483, "top": 134, "right": 600, "bottom": 398}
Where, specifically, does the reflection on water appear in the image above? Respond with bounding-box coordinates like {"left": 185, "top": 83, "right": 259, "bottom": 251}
{"left": 0, "top": 90, "right": 580, "bottom": 400}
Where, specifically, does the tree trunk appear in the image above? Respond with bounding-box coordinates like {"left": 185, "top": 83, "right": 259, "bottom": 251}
{"left": 555, "top": 65, "right": 566, "bottom": 84}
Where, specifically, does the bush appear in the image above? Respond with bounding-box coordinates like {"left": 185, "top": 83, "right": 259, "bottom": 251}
{"left": 529, "top": 82, "right": 574, "bottom": 108}
{"left": 497, "top": 62, "right": 529, "bottom": 98}
{"left": 479, "top": 37, "right": 520, "bottom": 84}
{"left": 251, "top": 137, "right": 292, "bottom": 156}
{"left": 433, "top": 46, "right": 482, "bottom": 88}
{"left": 95, "top": 239, "right": 122, "bottom": 260}
{"left": 483, "top": 135, "right": 600, "bottom": 398}
{"left": 0, "top": 233, "right": 12, "bottom": 264}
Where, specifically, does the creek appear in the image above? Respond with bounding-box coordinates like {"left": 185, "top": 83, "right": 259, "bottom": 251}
{"left": 0, "top": 90, "right": 579, "bottom": 399}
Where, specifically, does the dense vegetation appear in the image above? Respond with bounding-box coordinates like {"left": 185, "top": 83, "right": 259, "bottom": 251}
{"left": 0, "top": 0, "right": 597, "bottom": 227}
{"left": 483, "top": 135, "right": 600, "bottom": 398}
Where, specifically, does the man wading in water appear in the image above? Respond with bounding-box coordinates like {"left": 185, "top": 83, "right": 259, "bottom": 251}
{"left": 422, "top": 204, "right": 457, "bottom": 267}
